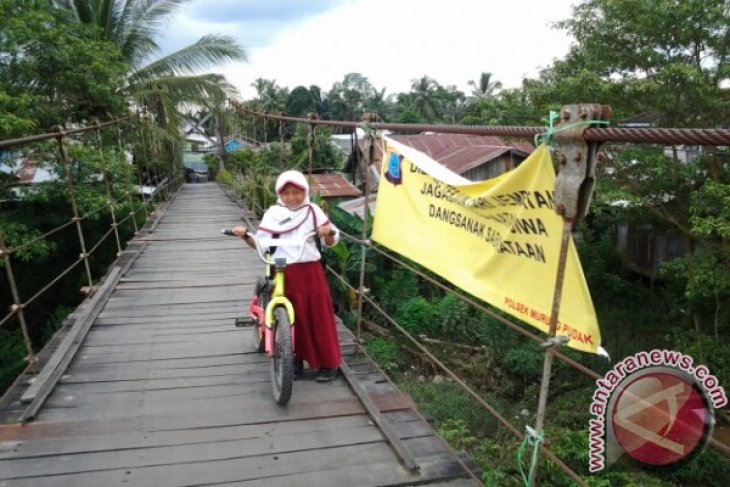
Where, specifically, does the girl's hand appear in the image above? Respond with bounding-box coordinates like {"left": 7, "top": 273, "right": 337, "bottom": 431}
{"left": 232, "top": 226, "right": 247, "bottom": 238}
{"left": 318, "top": 224, "right": 331, "bottom": 239}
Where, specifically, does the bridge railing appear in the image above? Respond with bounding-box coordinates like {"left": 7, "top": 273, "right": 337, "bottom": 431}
{"left": 0, "top": 115, "right": 181, "bottom": 381}
{"left": 227, "top": 104, "right": 730, "bottom": 486}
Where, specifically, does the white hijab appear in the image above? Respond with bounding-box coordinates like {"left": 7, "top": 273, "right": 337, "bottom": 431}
{"left": 258, "top": 170, "right": 316, "bottom": 235}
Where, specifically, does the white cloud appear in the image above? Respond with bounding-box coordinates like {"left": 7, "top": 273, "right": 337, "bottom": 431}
{"left": 169, "top": 0, "right": 576, "bottom": 99}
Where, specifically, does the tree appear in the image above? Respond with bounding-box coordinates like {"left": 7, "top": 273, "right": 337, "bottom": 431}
{"left": 328, "top": 73, "right": 373, "bottom": 121}
{"left": 0, "top": 0, "right": 128, "bottom": 132}
{"left": 286, "top": 86, "right": 316, "bottom": 118}
{"left": 409, "top": 76, "right": 441, "bottom": 122}
{"left": 467, "top": 72, "right": 502, "bottom": 103}
{"left": 53, "top": 0, "right": 248, "bottom": 132}
{"left": 364, "top": 87, "right": 393, "bottom": 122}
{"left": 550, "top": 0, "right": 730, "bottom": 335}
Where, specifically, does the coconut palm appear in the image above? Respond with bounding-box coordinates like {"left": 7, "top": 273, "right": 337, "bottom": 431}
{"left": 53, "top": 0, "right": 247, "bottom": 131}
{"left": 409, "top": 76, "right": 440, "bottom": 122}
{"left": 467, "top": 71, "right": 502, "bottom": 102}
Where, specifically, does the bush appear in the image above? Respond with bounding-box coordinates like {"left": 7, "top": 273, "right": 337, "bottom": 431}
{"left": 216, "top": 168, "right": 234, "bottom": 185}
{"left": 394, "top": 296, "right": 437, "bottom": 336}
{"left": 365, "top": 338, "right": 402, "bottom": 373}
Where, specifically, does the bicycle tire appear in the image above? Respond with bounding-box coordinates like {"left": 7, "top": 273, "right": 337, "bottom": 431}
{"left": 271, "top": 306, "right": 293, "bottom": 405}
{"left": 251, "top": 278, "right": 268, "bottom": 353}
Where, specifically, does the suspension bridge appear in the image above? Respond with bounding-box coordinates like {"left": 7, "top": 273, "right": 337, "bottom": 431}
{"left": 1, "top": 107, "right": 729, "bottom": 486}
{"left": 0, "top": 182, "right": 479, "bottom": 486}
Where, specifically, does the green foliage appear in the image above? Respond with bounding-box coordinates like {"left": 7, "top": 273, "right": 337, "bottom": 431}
{"left": 202, "top": 153, "right": 219, "bottom": 178}
{"left": 394, "top": 296, "right": 436, "bottom": 336}
{"left": 0, "top": 222, "right": 55, "bottom": 263}
{"left": 364, "top": 338, "right": 402, "bottom": 373}
{"left": 0, "top": 0, "right": 129, "bottom": 129}
{"left": 501, "top": 345, "right": 543, "bottom": 382}
{"left": 437, "top": 418, "right": 478, "bottom": 451}
{"left": 289, "top": 124, "right": 343, "bottom": 172}
{"left": 435, "top": 293, "right": 475, "bottom": 341}
{"left": 216, "top": 168, "right": 234, "bottom": 185}
{"left": 401, "top": 381, "right": 502, "bottom": 436}
{"left": 372, "top": 268, "right": 420, "bottom": 315}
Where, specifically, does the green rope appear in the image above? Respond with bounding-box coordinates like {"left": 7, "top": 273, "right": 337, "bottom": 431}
{"left": 517, "top": 425, "right": 545, "bottom": 486}
{"left": 534, "top": 110, "right": 610, "bottom": 147}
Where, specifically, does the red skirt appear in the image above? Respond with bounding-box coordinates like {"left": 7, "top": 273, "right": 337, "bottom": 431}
{"left": 284, "top": 261, "right": 341, "bottom": 369}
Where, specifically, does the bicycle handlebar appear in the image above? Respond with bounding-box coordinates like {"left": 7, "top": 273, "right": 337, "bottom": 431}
{"left": 222, "top": 228, "right": 335, "bottom": 266}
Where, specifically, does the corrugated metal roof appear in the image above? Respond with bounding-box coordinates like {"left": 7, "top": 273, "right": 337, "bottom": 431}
{"left": 337, "top": 193, "right": 378, "bottom": 220}
{"left": 389, "top": 133, "right": 533, "bottom": 175}
{"left": 308, "top": 174, "right": 362, "bottom": 198}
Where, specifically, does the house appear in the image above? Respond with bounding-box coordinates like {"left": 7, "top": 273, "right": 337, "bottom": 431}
{"left": 224, "top": 135, "right": 264, "bottom": 153}
{"left": 344, "top": 133, "right": 533, "bottom": 186}
{"left": 336, "top": 133, "right": 535, "bottom": 220}
{"left": 308, "top": 173, "right": 362, "bottom": 203}
{"left": 180, "top": 114, "right": 217, "bottom": 153}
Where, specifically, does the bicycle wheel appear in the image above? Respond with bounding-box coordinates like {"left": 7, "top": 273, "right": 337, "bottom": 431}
{"left": 271, "top": 306, "right": 293, "bottom": 405}
{"left": 251, "top": 277, "right": 268, "bottom": 353}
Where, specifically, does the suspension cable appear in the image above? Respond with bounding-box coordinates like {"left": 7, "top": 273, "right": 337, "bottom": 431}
{"left": 235, "top": 106, "right": 730, "bottom": 146}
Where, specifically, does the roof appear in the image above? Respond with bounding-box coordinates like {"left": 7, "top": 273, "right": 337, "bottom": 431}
{"left": 0, "top": 159, "right": 57, "bottom": 184}
{"left": 390, "top": 133, "right": 533, "bottom": 175}
{"left": 308, "top": 174, "right": 362, "bottom": 199}
{"left": 345, "top": 133, "right": 533, "bottom": 177}
{"left": 337, "top": 193, "right": 377, "bottom": 220}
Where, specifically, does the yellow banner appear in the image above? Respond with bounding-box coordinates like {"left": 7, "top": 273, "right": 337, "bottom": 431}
{"left": 372, "top": 138, "right": 601, "bottom": 353}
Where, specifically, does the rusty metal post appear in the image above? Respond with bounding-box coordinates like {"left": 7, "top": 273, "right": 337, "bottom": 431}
{"left": 56, "top": 129, "right": 95, "bottom": 291}
{"left": 355, "top": 113, "right": 377, "bottom": 348}
{"left": 96, "top": 124, "right": 122, "bottom": 256}
{"left": 306, "top": 113, "right": 318, "bottom": 177}
{"left": 529, "top": 104, "right": 610, "bottom": 485}
{"left": 0, "top": 233, "right": 38, "bottom": 371}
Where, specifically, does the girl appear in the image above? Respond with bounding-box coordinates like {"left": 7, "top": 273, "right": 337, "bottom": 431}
{"left": 232, "top": 170, "right": 341, "bottom": 382}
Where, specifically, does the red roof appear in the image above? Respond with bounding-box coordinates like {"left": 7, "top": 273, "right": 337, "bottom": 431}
{"left": 308, "top": 174, "right": 362, "bottom": 198}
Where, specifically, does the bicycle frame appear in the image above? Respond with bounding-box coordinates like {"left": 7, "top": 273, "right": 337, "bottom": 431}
{"left": 250, "top": 256, "right": 296, "bottom": 357}
{"left": 245, "top": 233, "right": 316, "bottom": 357}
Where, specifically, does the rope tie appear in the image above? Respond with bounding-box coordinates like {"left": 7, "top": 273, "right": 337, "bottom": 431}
{"left": 534, "top": 110, "right": 610, "bottom": 147}
{"left": 517, "top": 425, "right": 544, "bottom": 486}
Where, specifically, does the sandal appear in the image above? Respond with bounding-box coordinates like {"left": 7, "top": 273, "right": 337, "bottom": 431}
{"left": 315, "top": 368, "right": 338, "bottom": 383}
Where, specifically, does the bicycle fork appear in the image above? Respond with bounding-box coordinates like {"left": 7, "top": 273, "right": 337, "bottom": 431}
{"left": 249, "top": 296, "right": 296, "bottom": 357}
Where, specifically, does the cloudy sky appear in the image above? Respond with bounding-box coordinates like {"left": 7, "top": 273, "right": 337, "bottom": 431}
{"left": 160, "top": 0, "right": 578, "bottom": 100}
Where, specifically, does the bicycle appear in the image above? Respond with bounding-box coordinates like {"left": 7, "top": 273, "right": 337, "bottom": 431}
{"left": 223, "top": 228, "right": 327, "bottom": 405}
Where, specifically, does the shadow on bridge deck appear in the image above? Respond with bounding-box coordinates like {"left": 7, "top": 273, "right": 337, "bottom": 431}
{"left": 0, "top": 183, "right": 479, "bottom": 487}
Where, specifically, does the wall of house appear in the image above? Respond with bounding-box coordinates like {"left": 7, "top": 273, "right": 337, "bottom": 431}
{"left": 463, "top": 153, "right": 526, "bottom": 181}
{"left": 619, "top": 223, "right": 688, "bottom": 279}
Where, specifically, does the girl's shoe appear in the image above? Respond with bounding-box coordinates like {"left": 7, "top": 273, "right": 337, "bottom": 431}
{"left": 315, "top": 368, "right": 338, "bottom": 383}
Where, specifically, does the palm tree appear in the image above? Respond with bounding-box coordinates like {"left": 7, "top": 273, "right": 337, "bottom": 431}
{"left": 364, "top": 87, "right": 392, "bottom": 121}
{"left": 409, "top": 76, "right": 440, "bottom": 122}
{"left": 53, "top": 0, "right": 247, "bottom": 132}
{"left": 467, "top": 72, "right": 502, "bottom": 102}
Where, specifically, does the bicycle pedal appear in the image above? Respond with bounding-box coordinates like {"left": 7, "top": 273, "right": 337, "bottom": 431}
{"left": 234, "top": 317, "right": 255, "bottom": 327}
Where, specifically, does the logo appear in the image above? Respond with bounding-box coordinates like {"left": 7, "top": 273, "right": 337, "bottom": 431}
{"left": 589, "top": 350, "right": 726, "bottom": 472}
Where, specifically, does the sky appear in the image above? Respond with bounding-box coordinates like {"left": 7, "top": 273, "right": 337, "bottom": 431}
{"left": 160, "top": 0, "right": 578, "bottom": 100}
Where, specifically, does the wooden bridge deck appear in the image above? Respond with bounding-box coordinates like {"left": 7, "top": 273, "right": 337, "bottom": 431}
{"left": 0, "top": 183, "right": 478, "bottom": 486}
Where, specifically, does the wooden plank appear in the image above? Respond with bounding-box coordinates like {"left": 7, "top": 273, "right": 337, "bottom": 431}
{"left": 340, "top": 361, "right": 420, "bottom": 471}
{"left": 0, "top": 415, "right": 374, "bottom": 459}
{"left": 0, "top": 183, "right": 475, "bottom": 486}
